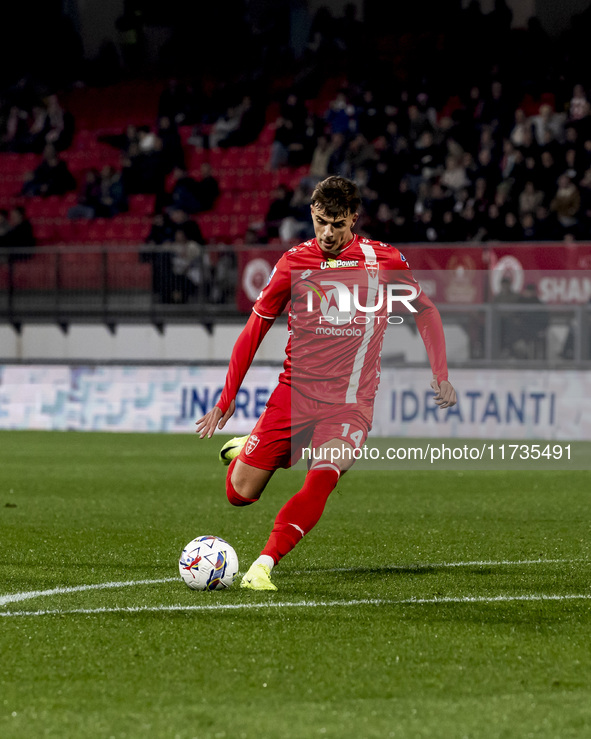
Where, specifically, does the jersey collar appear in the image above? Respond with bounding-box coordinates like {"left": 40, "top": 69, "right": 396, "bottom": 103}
{"left": 315, "top": 233, "right": 358, "bottom": 257}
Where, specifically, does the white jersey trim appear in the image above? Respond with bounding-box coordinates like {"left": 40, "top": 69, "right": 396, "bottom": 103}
{"left": 253, "top": 308, "right": 277, "bottom": 320}
{"left": 345, "top": 241, "right": 378, "bottom": 403}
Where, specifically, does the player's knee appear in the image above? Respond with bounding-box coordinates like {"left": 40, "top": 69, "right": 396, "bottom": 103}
{"left": 226, "top": 469, "right": 260, "bottom": 506}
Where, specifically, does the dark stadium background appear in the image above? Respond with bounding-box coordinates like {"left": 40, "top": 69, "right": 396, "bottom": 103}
{"left": 0, "top": 0, "right": 590, "bottom": 381}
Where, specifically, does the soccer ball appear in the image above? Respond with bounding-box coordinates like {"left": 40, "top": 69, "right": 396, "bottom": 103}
{"left": 179, "top": 535, "right": 239, "bottom": 590}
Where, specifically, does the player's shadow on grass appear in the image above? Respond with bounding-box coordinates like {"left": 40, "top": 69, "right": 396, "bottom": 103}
{"left": 293, "top": 565, "right": 496, "bottom": 576}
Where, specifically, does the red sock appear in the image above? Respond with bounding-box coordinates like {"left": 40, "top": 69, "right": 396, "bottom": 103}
{"left": 261, "top": 464, "right": 340, "bottom": 564}
{"left": 226, "top": 458, "right": 258, "bottom": 507}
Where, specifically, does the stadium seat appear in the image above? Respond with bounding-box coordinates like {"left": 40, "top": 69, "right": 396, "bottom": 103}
{"left": 128, "top": 194, "right": 155, "bottom": 216}
{"left": 58, "top": 252, "right": 104, "bottom": 290}
{"left": 13, "top": 253, "right": 58, "bottom": 290}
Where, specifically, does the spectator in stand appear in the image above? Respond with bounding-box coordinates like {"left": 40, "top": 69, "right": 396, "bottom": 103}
{"left": 568, "top": 84, "right": 588, "bottom": 122}
{"left": 577, "top": 168, "right": 591, "bottom": 221}
{"left": 520, "top": 212, "right": 537, "bottom": 240}
{"left": 480, "top": 80, "right": 514, "bottom": 141}
{"left": 158, "top": 79, "right": 191, "bottom": 123}
{"left": 531, "top": 104, "right": 564, "bottom": 147}
{"left": 342, "top": 134, "right": 376, "bottom": 179}
{"left": 158, "top": 115, "right": 185, "bottom": 172}
{"left": 409, "top": 130, "right": 443, "bottom": 189}
{"left": 367, "top": 202, "right": 395, "bottom": 243}
{"left": 263, "top": 184, "right": 294, "bottom": 240}
{"left": 141, "top": 212, "right": 175, "bottom": 302}
{"left": 518, "top": 180, "right": 544, "bottom": 217}
{"left": 136, "top": 137, "right": 167, "bottom": 198}
{"left": 145, "top": 212, "right": 174, "bottom": 245}
{"left": 23, "top": 104, "right": 50, "bottom": 153}
{"left": 137, "top": 125, "right": 158, "bottom": 153}
{"left": 509, "top": 109, "right": 531, "bottom": 149}
{"left": 0, "top": 210, "right": 10, "bottom": 248}
{"left": 412, "top": 208, "right": 439, "bottom": 242}
{"left": 209, "top": 96, "right": 263, "bottom": 149}
{"left": 439, "top": 209, "right": 464, "bottom": 242}
{"left": 514, "top": 283, "right": 549, "bottom": 358}
{"left": 459, "top": 203, "right": 486, "bottom": 241}
{"left": 325, "top": 91, "right": 357, "bottom": 136}
{"left": 550, "top": 173, "right": 581, "bottom": 231}
{"left": 327, "top": 132, "right": 348, "bottom": 176}
{"left": 279, "top": 94, "right": 308, "bottom": 139}
{"left": 169, "top": 167, "right": 201, "bottom": 214}
{"left": 3, "top": 207, "right": 36, "bottom": 259}
{"left": 100, "top": 123, "right": 138, "bottom": 153}
{"left": 533, "top": 204, "right": 562, "bottom": 240}
{"left": 21, "top": 145, "right": 76, "bottom": 197}
{"left": 269, "top": 115, "right": 303, "bottom": 170}
{"left": 499, "top": 139, "right": 521, "bottom": 181}
{"left": 498, "top": 211, "right": 523, "bottom": 241}
{"left": 44, "top": 94, "right": 74, "bottom": 151}
{"left": 168, "top": 207, "right": 205, "bottom": 245}
{"left": 536, "top": 150, "right": 560, "bottom": 196}
{"left": 441, "top": 154, "right": 470, "bottom": 192}
{"left": 97, "top": 165, "right": 127, "bottom": 217}
{"left": 121, "top": 142, "right": 143, "bottom": 193}
{"left": 170, "top": 164, "right": 220, "bottom": 214}
{"left": 356, "top": 90, "right": 383, "bottom": 142}
{"left": 563, "top": 147, "right": 586, "bottom": 182}
{"left": 308, "top": 134, "right": 333, "bottom": 182}
{"left": 1, "top": 106, "right": 29, "bottom": 152}
{"left": 482, "top": 203, "right": 503, "bottom": 241}
{"left": 472, "top": 177, "right": 492, "bottom": 218}
{"left": 219, "top": 96, "right": 265, "bottom": 148}
{"left": 278, "top": 179, "right": 315, "bottom": 244}
{"left": 67, "top": 168, "right": 102, "bottom": 220}
{"left": 169, "top": 228, "right": 209, "bottom": 303}
{"left": 195, "top": 163, "right": 220, "bottom": 212}
{"left": 394, "top": 177, "right": 417, "bottom": 220}
{"left": 406, "top": 103, "right": 434, "bottom": 144}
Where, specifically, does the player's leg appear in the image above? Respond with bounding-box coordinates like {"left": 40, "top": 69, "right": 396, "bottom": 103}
{"left": 223, "top": 383, "right": 293, "bottom": 507}
{"left": 225, "top": 457, "right": 274, "bottom": 506}
{"left": 242, "top": 411, "right": 370, "bottom": 591}
{"left": 257, "top": 439, "right": 355, "bottom": 560}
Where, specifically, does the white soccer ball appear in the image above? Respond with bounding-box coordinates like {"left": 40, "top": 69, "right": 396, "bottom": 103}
{"left": 179, "top": 535, "right": 239, "bottom": 591}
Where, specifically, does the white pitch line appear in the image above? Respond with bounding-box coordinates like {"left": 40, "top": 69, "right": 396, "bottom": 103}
{"left": 2, "top": 593, "right": 591, "bottom": 618}
{"left": 0, "top": 577, "right": 178, "bottom": 607}
{"left": 0, "top": 558, "right": 582, "bottom": 609}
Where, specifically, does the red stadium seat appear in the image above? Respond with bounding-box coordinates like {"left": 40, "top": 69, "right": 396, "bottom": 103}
{"left": 128, "top": 194, "right": 155, "bottom": 216}
{"left": 58, "top": 252, "right": 104, "bottom": 290}
{"left": 13, "top": 253, "right": 58, "bottom": 289}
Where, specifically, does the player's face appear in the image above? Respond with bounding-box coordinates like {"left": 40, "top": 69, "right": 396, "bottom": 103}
{"left": 311, "top": 205, "right": 358, "bottom": 254}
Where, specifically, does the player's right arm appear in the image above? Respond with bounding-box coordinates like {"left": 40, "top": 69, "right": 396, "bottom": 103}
{"left": 196, "top": 255, "right": 292, "bottom": 438}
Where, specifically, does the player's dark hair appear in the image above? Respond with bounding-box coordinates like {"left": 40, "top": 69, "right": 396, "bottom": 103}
{"left": 311, "top": 176, "right": 361, "bottom": 217}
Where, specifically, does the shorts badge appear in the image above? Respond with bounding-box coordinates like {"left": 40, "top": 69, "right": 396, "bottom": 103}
{"left": 245, "top": 434, "right": 260, "bottom": 455}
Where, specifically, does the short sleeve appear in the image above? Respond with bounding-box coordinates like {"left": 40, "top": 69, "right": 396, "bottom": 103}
{"left": 252, "top": 254, "right": 292, "bottom": 319}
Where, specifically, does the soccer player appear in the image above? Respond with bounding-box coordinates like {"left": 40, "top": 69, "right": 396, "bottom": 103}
{"left": 196, "top": 176, "right": 456, "bottom": 591}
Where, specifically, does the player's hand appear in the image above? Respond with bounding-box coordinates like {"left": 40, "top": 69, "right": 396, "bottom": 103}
{"left": 195, "top": 400, "right": 236, "bottom": 439}
{"left": 430, "top": 378, "right": 457, "bottom": 409}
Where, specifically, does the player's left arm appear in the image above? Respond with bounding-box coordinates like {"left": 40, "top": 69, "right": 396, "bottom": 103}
{"left": 385, "top": 246, "right": 456, "bottom": 409}
{"left": 411, "top": 290, "right": 457, "bottom": 408}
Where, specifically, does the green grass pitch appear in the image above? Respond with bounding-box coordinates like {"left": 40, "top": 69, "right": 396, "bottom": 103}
{"left": 1, "top": 430, "right": 590, "bottom": 739}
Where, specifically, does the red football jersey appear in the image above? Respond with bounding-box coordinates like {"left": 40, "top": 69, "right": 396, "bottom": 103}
{"left": 253, "top": 234, "right": 420, "bottom": 405}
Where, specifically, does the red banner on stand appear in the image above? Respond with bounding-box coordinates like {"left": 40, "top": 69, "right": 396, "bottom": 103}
{"left": 235, "top": 243, "right": 591, "bottom": 311}
{"left": 236, "top": 248, "right": 285, "bottom": 313}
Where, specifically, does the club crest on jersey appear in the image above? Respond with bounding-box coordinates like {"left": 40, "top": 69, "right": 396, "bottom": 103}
{"left": 320, "top": 258, "right": 359, "bottom": 269}
{"left": 245, "top": 434, "right": 260, "bottom": 455}
{"left": 365, "top": 261, "right": 379, "bottom": 278}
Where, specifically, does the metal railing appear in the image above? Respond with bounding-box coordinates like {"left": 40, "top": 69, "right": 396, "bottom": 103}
{"left": 1, "top": 244, "right": 590, "bottom": 367}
